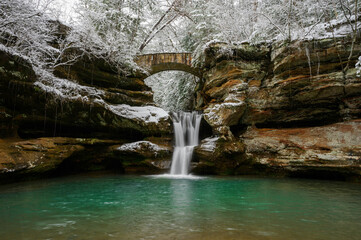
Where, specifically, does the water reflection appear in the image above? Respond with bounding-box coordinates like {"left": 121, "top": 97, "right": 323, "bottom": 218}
{"left": 169, "top": 179, "right": 195, "bottom": 232}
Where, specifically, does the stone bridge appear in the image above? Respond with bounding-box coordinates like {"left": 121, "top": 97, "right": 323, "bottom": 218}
{"left": 135, "top": 53, "right": 202, "bottom": 78}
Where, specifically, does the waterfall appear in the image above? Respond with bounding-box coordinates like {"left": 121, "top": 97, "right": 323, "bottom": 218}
{"left": 170, "top": 111, "right": 202, "bottom": 175}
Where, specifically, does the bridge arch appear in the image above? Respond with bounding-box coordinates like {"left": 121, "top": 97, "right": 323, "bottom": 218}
{"left": 135, "top": 53, "right": 202, "bottom": 78}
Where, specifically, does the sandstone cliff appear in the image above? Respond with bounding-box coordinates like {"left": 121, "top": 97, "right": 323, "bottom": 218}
{"left": 194, "top": 36, "right": 361, "bottom": 181}
{"left": 0, "top": 45, "right": 173, "bottom": 181}
{"left": 2, "top": 32, "right": 361, "bottom": 182}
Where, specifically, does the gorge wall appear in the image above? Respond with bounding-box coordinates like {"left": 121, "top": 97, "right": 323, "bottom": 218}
{"left": 1, "top": 32, "right": 361, "bottom": 182}
{"left": 193, "top": 36, "right": 361, "bottom": 181}
{"left": 0, "top": 46, "right": 174, "bottom": 181}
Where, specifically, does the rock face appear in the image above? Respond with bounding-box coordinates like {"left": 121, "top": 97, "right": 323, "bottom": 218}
{"left": 0, "top": 138, "right": 83, "bottom": 174}
{"left": 199, "top": 42, "right": 270, "bottom": 138}
{"left": 0, "top": 137, "right": 123, "bottom": 182}
{"left": 0, "top": 50, "right": 172, "bottom": 139}
{"left": 199, "top": 38, "right": 361, "bottom": 129}
{"left": 195, "top": 36, "right": 361, "bottom": 181}
{"left": 242, "top": 121, "right": 361, "bottom": 180}
{"left": 0, "top": 32, "right": 173, "bottom": 181}
{"left": 2, "top": 28, "right": 361, "bottom": 182}
{"left": 193, "top": 136, "right": 249, "bottom": 175}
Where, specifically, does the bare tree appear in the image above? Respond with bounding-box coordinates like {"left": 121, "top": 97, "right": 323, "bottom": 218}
{"left": 138, "top": 0, "right": 183, "bottom": 52}
{"left": 339, "top": 0, "right": 359, "bottom": 72}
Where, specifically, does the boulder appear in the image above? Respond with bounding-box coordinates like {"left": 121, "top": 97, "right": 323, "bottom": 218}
{"left": 193, "top": 136, "right": 249, "bottom": 175}
{"left": 113, "top": 140, "right": 172, "bottom": 174}
{"left": 203, "top": 101, "right": 246, "bottom": 128}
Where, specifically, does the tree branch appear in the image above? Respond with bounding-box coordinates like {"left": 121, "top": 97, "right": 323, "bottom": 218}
{"left": 138, "top": 0, "right": 181, "bottom": 52}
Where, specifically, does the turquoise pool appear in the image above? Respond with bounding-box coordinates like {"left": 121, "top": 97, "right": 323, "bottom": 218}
{"left": 0, "top": 174, "right": 360, "bottom": 239}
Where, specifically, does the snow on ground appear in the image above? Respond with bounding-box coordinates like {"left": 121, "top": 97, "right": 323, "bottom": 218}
{"left": 290, "top": 17, "right": 361, "bottom": 41}
{"left": 199, "top": 137, "right": 219, "bottom": 152}
{"left": 35, "top": 71, "right": 170, "bottom": 125}
{"left": 2, "top": 42, "right": 170, "bottom": 126}
{"left": 0, "top": 44, "right": 32, "bottom": 63}
{"left": 34, "top": 68, "right": 105, "bottom": 102}
{"left": 204, "top": 100, "right": 245, "bottom": 127}
{"left": 117, "top": 141, "right": 167, "bottom": 152}
{"left": 12, "top": 57, "right": 170, "bottom": 125}
{"left": 108, "top": 104, "right": 169, "bottom": 123}
{"left": 1, "top": 43, "right": 104, "bottom": 103}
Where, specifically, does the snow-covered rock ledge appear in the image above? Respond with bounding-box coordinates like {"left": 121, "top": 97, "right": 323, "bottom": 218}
{"left": 113, "top": 140, "right": 172, "bottom": 173}
{"left": 108, "top": 104, "right": 169, "bottom": 124}
{"left": 116, "top": 141, "right": 170, "bottom": 157}
{"left": 99, "top": 103, "right": 172, "bottom": 136}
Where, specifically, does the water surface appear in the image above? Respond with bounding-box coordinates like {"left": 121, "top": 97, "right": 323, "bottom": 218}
{"left": 0, "top": 174, "right": 360, "bottom": 240}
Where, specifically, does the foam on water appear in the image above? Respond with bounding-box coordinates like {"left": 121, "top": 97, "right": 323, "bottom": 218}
{"left": 147, "top": 174, "right": 205, "bottom": 180}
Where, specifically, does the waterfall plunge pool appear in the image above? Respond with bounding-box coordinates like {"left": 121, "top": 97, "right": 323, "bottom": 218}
{"left": 0, "top": 174, "right": 360, "bottom": 240}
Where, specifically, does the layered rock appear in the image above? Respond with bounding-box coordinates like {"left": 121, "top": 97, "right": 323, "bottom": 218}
{"left": 242, "top": 120, "right": 361, "bottom": 180}
{"left": 200, "top": 38, "right": 361, "bottom": 129}
{"left": 195, "top": 36, "right": 361, "bottom": 180}
{"left": 193, "top": 136, "right": 249, "bottom": 175}
{"left": 0, "top": 137, "right": 122, "bottom": 182}
{"left": 0, "top": 50, "right": 172, "bottom": 139}
{"left": 199, "top": 42, "right": 270, "bottom": 137}
{"left": 0, "top": 36, "right": 173, "bottom": 181}
{"left": 2, "top": 28, "right": 361, "bottom": 181}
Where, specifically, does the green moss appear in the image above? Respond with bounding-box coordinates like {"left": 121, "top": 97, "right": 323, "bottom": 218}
{"left": 34, "top": 86, "right": 42, "bottom": 92}
{"left": 74, "top": 138, "right": 101, "bottom": 145}
{"left": 318, "top": 38, "right": 334, "bottom": 46}
{"left": 122, "top": 159, "right": 145, "bottom": 166}
{"left": 346, "top": 68, "right": 357, "bottom": 78}
{"left": 10, "top": 71, "right": 23, "bottom": 79}
{"left": 96, "top": 113, "right": 107, "bottom": 126}
{"left": 80, "top": 112, "right": 88, "bottom": 118}
{"left": 2, "top": 162, "right": 16, "bottom": 169}
{"left": 200, "top": 161, "right": 215, "bottom": 167}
